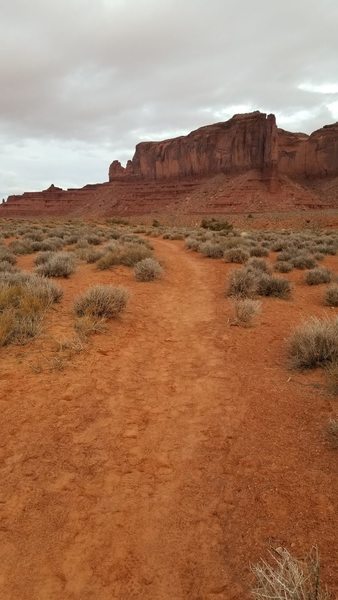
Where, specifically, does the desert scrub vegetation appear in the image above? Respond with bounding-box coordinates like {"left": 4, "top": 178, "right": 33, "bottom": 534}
{"left": 326, "top": 363, "right": 338, "bottom": 395}
{"left": 288, "top": 316, "right": 338, "bottom": 369}
{"left": 231, "top": 298, "right": 261, "bottom": 327}
{"left": 274, "top": 260, "right": 293, "bottom": 273}
{"left": 251, "top": 546, "right": 331, "bottom": 600}
{"left": 134, "top": 258, "right": 163, "bottom": 281}
{"left": 228, "top": 266, "right": 291, "bottom": 299}
{"left": 325, "top": 284, "right": 338, "bottom": 307}
{"left": 325, "top": 418, "right": 338, "bottom": 449}
{"left": 74, "top": 285, "right": 128, "bottom": 319}
{"left": 305, "top": 267, "right": 332, "bottom": 285}
{"left": 224, "top": 247, "right": 249, "bottom": 264}
{"left": 201, "top": 218, "right": 233, "bottom": 232}
{"left": 36, "top": 252, "right": 76, "bottom": 278}
{"left": 97, "top": 242, "right": 152, "bottom": 270}
{"left": 200, "top": 242, "right": 224, "bottom": 258}
{"left": 0, "top": 272, "right": 62, "bottom": 346}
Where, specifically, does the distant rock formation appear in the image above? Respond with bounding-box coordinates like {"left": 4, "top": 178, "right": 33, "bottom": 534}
{"left": 109, "top": 112, "right": 279, "bottom": 190}
{"left": 109, "top": 111, "right": 338, "bottom": 184}
{"left": 2, "top": 111, "right": 338, "bottom": 218}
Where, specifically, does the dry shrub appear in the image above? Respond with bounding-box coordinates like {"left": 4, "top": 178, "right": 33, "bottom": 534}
{"left": 134, "top": 258, "right": 163, "bottom": 281}
{"left": 34, "top": 251, "right": 54, "bottom": 265}
{"left": 224, "top": 247, "right": 249, "bottom": 263}
{"left": 97, "top": 243, "right": 152, "bottom": 269}
{"left": 74, "top": 315, "right": 107, "bottom": 338}
{"left": 0, "top": 274, "right": 62, "bottom": 346}
{"left": 257, "top": 274, "right": 292, "bottom": 299}
{"left": 305, "top": 268, "right": 332, "bottom": 285}
{"left": 325, "top": 284, "right": 338, "bottom": 307}
{"left": 291, "top": 254, "right": 317, "bottom": 270}
{"left": 288, "top": 316, "right": 338, "bottom": 369}
{"left": 326, "top": 362, "right": 338, "bottom": 395}
{"left": 74, "top": 285, "right": 128, "bottom": 318}
{"left": 36, "top": 252, "right": 75, "bottom": 277}
{"left": 0, "top": 248, "right": 17, "bottom": 265}
{"left": 249, "top": 245, "right": 269, "bottom": 257}
{"left": 247, "top": 258, "right": 271, "bottom": 273}
{"left": 274, "top": 261, "right": 293, "bottom": 273}
{"left": 232, "top": 298, "right": 261, "bottom": 326}
{"left": 228, "top": 267, "right": 259, "bottom": 298}
{"left": 8, "top": 240, "right": 34, "bottom": 255}
{"left": 252, "top": 547, "right": 331, "bottom": 600}
{"left": 325, "top": 419, "right": 338, "bottom": 449}
{"left": 200, "top": 242, "right": 224, "bottom": 258}
{"left": 185, "top": 237, "right": 200, "bottom": 251}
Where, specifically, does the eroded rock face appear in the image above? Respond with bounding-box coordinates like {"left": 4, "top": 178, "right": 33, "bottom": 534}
{"left": 109, "top": 111, "right": 279, "bottom": 184}
{"left": 110, "top": 112, "right": 338, "bottom": 183}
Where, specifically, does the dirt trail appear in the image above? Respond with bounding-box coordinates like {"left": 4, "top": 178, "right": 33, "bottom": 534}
{"left": 0, "top": 240, "right": 337, "bottom": 599}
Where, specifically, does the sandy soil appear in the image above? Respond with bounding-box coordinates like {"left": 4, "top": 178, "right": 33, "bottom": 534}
{"left": 0, "top": 239, "right": 337, "bottom": 599}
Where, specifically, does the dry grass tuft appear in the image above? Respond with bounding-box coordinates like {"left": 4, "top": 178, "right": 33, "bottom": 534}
{"left": 74, "top": 285, "right": 129, "bottom": 319}
{"left": 232, "top": 298, "right": 261, "bottom": 327}
{"left": 134, "top": 258, "right": 163, "bottom": 281}
{"left": 325, "top": 284, "right": 338, "bottom": 307}
{"left": 252, "top": 547, "right": 331, "bottom": 600}
{"left": 288, "top": 317, "right": 338, "bottom": 369}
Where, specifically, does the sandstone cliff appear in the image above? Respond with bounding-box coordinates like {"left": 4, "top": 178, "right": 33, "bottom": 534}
{"left": 109, "top": 112, "right": 278, "bottom": 184}
{"left": 3, "top": 110, "right": 338, "bottom": 218}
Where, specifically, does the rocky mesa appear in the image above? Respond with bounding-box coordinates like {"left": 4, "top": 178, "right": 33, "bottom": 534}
{"left": 3, "top": 111, "right": 338, "bottom": 218}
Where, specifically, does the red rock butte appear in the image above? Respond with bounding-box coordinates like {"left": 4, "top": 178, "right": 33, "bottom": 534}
{"left": 2, "top": 111, "right": 338, "bottom": 218}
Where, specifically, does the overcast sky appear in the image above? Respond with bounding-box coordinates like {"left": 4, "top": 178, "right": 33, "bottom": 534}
{"left": 1, "top": 0, "right": 338, "bottom": 199}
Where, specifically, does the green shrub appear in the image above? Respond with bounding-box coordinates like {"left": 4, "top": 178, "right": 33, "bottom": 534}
{"left": 74, "top": 285, "right": 128, "bottom": 318}
{"left": 288, "top": 316, "right": 338, "bottom": 369}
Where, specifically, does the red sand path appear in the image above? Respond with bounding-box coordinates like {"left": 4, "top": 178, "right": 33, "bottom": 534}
{"left": 0, "top": 239, "right": 337, "bottom": 599}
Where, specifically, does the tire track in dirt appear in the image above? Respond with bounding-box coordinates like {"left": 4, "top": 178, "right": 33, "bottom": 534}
{"left": 0, "top": 240, "right": 337, "bottom": 599}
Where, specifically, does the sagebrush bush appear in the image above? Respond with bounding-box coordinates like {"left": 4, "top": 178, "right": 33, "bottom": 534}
{"left": 247, "top": 258, "right": 271, "bottom": 273}
{"left": 36, "top": 252, "right": 76, "bottom": 278}
{"left": 200, "top": 242, "right": 224, "bottom": 258}
{"left": 257, "top": 274, "right": 292, "bottom": 299}
{"left": 134, "top": 258, "right": 163, "bottom": 281}
{"left": 326, "top": 362, "right": 338, "bottom": 395}
{"left": 228, "top": 267, "right": 258, "bottom": 298}
{"left": 0, "top": 248, "right": 16, "bottom": 265}
{"left": 249, "top": 245, "right": 269, "bottom": 257}
{"left": 325, "top": 284, "right": 338, "bottom": 307}
{"left": 185, "top": 237, "right": 200, "bottom": 251}
{"left": 252, "top": 547, "right": 331, "bottom": 600}
{"left": 288, "top": 316, "right": 338, "bottom": 369}
{"left": 0, "top": 272, "right": 62, "bottom": 346}
{"left": 74, "top": 285, "right": 128, "bottom": 318}
{"left": 291, "top": 254, "right": 317, "bottom": 270}
{"left": 97, "top": 243, "right": 152, "bottom": 269}
{"left": 232, "top": 298, "right": 261, "bottom": 326}
{"left": 274, "top": 261, "right": 293, "bottom": 273}
{"left": 305, "top": 267, "right": 332, "bottom": 285}
{"left": 224, "top": 247, "right": 249, "bottom": 264}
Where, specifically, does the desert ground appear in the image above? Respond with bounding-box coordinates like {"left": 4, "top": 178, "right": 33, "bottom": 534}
{"left": 0, "top": 218, "right": 337, "bottom": 599}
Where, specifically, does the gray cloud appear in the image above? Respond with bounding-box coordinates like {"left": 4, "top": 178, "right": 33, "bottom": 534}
{"left": 1, "top": 0, "right": 338, "bottom": 198}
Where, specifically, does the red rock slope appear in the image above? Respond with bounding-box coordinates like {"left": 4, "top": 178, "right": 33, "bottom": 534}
{"left": 2, "top": 111, "right": 338, "bottom": 217}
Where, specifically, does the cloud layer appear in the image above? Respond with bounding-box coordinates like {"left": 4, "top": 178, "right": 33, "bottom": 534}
{"left": 1, "top": 0, "right": 338, "bottom": 198}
